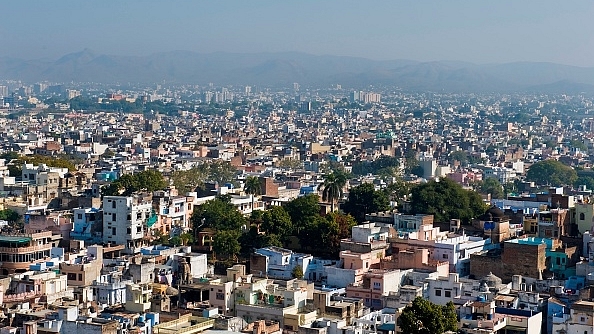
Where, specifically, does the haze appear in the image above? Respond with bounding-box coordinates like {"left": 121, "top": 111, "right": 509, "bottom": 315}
{"left": 2, "top": 0, "right": 594, "bottom": 67}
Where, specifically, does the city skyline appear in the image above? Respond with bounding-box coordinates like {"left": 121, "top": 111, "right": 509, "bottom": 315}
{"left": 2, "top": 0, "right": 594, "bottom": 67}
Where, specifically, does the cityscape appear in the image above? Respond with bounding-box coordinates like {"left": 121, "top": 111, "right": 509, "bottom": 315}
{"left": 1, "top": 1, "right": 594, "bottom": 334}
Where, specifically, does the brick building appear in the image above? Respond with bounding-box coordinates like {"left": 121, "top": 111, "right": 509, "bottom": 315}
{"left": 470, "top": 240, "right": 546, "bottom": 283}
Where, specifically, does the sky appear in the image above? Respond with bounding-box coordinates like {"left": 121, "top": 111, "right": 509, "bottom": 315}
{"left": 2, "top": 0, "right": 594, "bottom": 66}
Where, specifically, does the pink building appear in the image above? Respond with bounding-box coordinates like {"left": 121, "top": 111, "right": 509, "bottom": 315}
{"left": 346, "top": 269, "right": 404, "bottom": 308}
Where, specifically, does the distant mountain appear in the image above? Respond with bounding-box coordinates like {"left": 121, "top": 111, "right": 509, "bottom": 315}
{"left": 1, "top": 49, "right": 594, "bottom": 92}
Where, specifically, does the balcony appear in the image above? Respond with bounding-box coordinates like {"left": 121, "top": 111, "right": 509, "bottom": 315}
{"left": 0, "top": 244, "right": 51, "bottom": 254}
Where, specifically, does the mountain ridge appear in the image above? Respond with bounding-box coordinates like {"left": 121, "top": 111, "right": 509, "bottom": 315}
{"left": 1, "top": 50, "right": 594, "bottom": 93}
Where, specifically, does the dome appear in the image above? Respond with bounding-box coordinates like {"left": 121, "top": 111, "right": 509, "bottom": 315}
{"left": 480, "top": 205, "right": 506, "bottom": 222}
{"left": 481, "top": 272, "right": 503, "bottom": 287}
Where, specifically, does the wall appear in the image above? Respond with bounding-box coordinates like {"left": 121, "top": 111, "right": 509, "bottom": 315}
{"left": 470, "top": 242, "right": 546, "bottom": 282}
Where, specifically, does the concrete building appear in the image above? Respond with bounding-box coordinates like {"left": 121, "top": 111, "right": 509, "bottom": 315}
{"left": 0, "top": 231, "right": 56, "bottom": 275}
{"left": 251, "top": 247, "right": 312, "bottom": 280}
{"left": 552, "top": 300, "right": 594, "bottom": 334}
{"left": 345, "top": 269, "right": 405, "bottom": 308}
{"left": 102, "top": 196, "right": 152, "bottom": 254}
{"left": 60, "top": 245, "right": 103, "bottom": 287}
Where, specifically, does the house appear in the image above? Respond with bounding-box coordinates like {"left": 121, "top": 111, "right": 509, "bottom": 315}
{"left": 251, "top": 247, "right": 312, "bottom": 280}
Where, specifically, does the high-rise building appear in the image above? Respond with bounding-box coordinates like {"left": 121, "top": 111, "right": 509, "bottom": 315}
{"left": 33, "top": 82, "right": 48, "bottom": 94}
{"left": 0, "top": 85, "right": 9, "bottom": 97}
{"left": 67, "top": 89, "right": 81, "bottom": 99}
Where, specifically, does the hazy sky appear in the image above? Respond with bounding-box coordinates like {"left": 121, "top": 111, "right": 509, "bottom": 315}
{"left": 2, "top": 0, "right": 594, "bottom": 66}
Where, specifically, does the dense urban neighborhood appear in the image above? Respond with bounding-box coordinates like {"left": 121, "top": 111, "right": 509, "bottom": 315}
{"left": 0, "top": 80, "right": 594, "bottom": 334}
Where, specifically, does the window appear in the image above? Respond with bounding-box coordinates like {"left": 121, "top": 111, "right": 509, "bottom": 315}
{"left": 435, "top": 289, "right": 441, "bottom": 296}
{"left": 373, "top": 282, "right": 381, "bottom": 290}
{"left": 580, "top": 213, "right": 586, "bottom": 220}
{"left": 67, "top": 273, "right": 76, "bottom": 280}
{"left": 112, "top": 227, "right": 116, "bottom": 235}
{"left": 445, "top": 290, "right": 451, "bottom": 298}
{"left": 78, "top": 274, "right": 82, "bottom": 281}
{"left": 216, "top": 293, "right": 225, "bottom": 300}
{"left": 112, "top": 201, "right": 116, "bottom": 209}
{"left": 442, "top": 254, "right": 448, "bottom": 259}
{"left": 77, "top": 214, "right": 83, "bottom": 220}
{"left": 127, "top": 227, "right": 131, "bottom": 235}
{"left": 112, "top": 213, "right": 117, "bottom": 221}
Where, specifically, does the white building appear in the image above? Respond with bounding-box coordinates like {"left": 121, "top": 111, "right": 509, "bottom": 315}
{"left": 103, "top": 196, "right": 152, "bottom": 254}
{"left": 552, "top": 300, "right": 594, "bottom": 334}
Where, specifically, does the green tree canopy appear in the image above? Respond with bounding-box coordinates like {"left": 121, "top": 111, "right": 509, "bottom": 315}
{"left": 526, "top": 159, "right": 577, "bottom": 186}
{"left": 479, "top": 177, "right": 505, "bottom": 199}
{"left": 239, "top": 225, "right": 282, "bottom": 257}
{"left": 410, "top": 177, "right": 486, "bottom": 224}
{"left": 191, "top": 197, "right": 247, "bottom": 233}
{"left": 325, "top": 212, "right": 357, "bottom": 257}
{"left": 284, "top": 194, "right": 321, "bottom": 229}
{"left": 449, "top": 150, "right": 468, "bottom": 165}
{"left": 399, "top": 297, "right": 458, "bottom": 334}
{"left": 291, "top": 266, "right": 304, "bottom": 279}
{"left": 171, "top": 161, "right": 238, "bottom": 194}
{"left": 575, "top": 176, "right": 594, "bottom": 191}
{"left": 0, "top": 209, "right": 20, "bottom": 223}
{"left": 343, "top": 183, "right": 390, "bottom": 222}
{"left": 213, "top": 230, "right": 241, "bottom": 260}
{"left": 384, "top": 178, "right": 411, "bottom": 205}
{"left": 352, "top": 155, "right": 401, "bottom": 176}
{"left": 261, "top": 206, "right": 293, "bottom": 241}
{"left": 102, "top": 170, "right": 168, "bottom": 196}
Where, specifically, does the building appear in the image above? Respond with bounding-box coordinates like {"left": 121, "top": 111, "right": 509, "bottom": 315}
{"left": 552, "top": 300, "right": 594, "bottom": 334}
{"left": 0, "top": 231, "right": 56, "bottom": 275}
{"left": 102, "top": 196, "right": 152, "bottom": 254}
{"left": 345, "top": 269, "right": 405, "bottom": 308}
{"left": 251, "top": 247, "right": 313, "bottom": 280}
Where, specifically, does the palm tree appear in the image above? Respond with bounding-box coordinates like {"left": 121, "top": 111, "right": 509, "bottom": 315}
{"left": 244, "top": 176, "right": 262, "bottom": 212}
{"left": 321, "top": 171, "right": 348, "bottom": 212}
{"left": 180, "top": 232, "right": 194, "bottom": 246}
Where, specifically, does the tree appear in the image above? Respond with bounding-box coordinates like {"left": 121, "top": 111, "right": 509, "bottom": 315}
{"left": 239, "top": 225, "right": 282, "bottom": 257}
{"left": 479, "top": 177, "right": 505, "bottom": 199}
{"left": 102, "top": 170, "right": 168, "bottom": 196}
{"left": 261, "top": 206, "right": 293, "bottom": 241}
{"left": 384, "top": 178, "right": 411, "bottom": 205}
{"left": 343, "top": 183, "right": 390, "bottom": 222}
{"left": 291, "top": 266, "right": 304, "bottom": 279}
{"left": 284, "top": 194, "right": 320, "bottom": 229}
{"left": 325, "top": 212, "right": 357, "bottom": 257}
{"left": 399, "top": 297, "right": 458, "bottom": 334}
{"left": 102, "top": 149, "right": 115, "bottom": 158}
{"left": 171, "top": 164, "right": 209, "bottom": 194}
{"left": 244, "top": 176, "right": 262, "bottom": 212}
{"left": 297, "top": 214, "right": 333, "bottom": 252}
{"left": 180, "top": 232, "right": 194, "bottom": 246}
{"left": 169, "top": 236, "right": 182, "bottom": 246}
{"left": 404, "top": 151, "right": 424, "bottom": 177}
{"left": 410, "top": 177, "right": 486, "bottom": 224}
{"left": 191, "top": 197, "right": 246, "bottom": 233}
{"left": 0, "top": 209, "right": 20, "bottom": 223}
{"left": 575, "top": 176, "right": 594, "bottom": 191}
{"left": 321, "top": 170, "right": 348, "bottom": 212}
{"left": 208, "top": 160, "right": 238, "bottom": 186}
{"left": 526, "top": 159, "right": 577, "bottom": 186}
{"left": 213, "top": 230, "right": 241, "bottom": 260}
{"left": 449, "top": 150, "right": 468, "bottom": 165}
{"left": 278, "top": 158, "right": 303, "bottom": 170}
